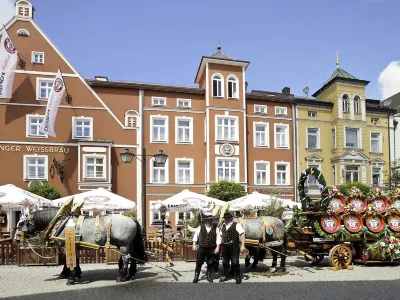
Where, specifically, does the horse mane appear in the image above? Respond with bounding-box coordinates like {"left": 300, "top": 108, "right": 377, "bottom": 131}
{"left": 32, "top": 207, "right": 59, "bottom": 231}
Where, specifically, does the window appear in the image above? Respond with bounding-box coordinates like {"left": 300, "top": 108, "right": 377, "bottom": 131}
{"left": 307, "top": 164, "right": 320, "bottom": 186}
{"left": 332, "top": 128, "right": 336, "bottom": 149}
{"left": 354, "top": 96, "right": 360, "bottom": 114}
{"left": 227, "top": 75, "right": 238, "bottom": 98}
{"left": 175, "top": 159, "right": 194, "bottom": 184}
{"left": 24, "top": 155, "right": 48, "bottom": 180}
{"left": 216, "top": 116, "right": 237, "bottom": 141}
{"left": 217, "top": 159, "right": 238, "bottom": 181}
{"left": 254, "top": 105, "right": 267, "bottom": 114}
{"left": 370, "top": 133, "right": 381, "bottom": 153}
{"left": 177, "top": 98, "right": 191, "bottom": 108}
{"left": 84, "top": 155, "right": 106, "bottom": 179}
{"left": 151, "top": 158, "right": 168, "bottom": 183}
{"left": 307, "top": 127, "right": 319, "bottom": 149}
{"left": 345, "top": 127, "right": 360, "bottom": 148}
{"left": 254, "top": 123, "right": 269, "bottom": 147}
{"left": 17, "top": 29, "right": 29, "bottom": 36}
{"left": 212, "top": 74, "right": 223, "bottom": 97}
{"left": 72, "top": 117, "right": 93, "bottom": 139}
{"left": 371, "top": 118, "right": 379, "bottom": 125}
{"left": 345, "top": 166, "right": 359, "bottom": 183}
{"left": 151, "top": 116, "right": 168, "bottom": 142}
{"left": 275, "top": 163, "right": 290, "bottom": 185}
{"left": 125, "top": 110, "right": 138, "bottom": 127}
{"left": 332, "top": 165, "right": 336, "bottom": 185}
{"left": 342, "top": 94, "right": 349, "bottom": 113}
{"left": 308, "top": 111, "right": 317, "bottom": 117}
{"left": 275, "top": 107, "right": 287, "bottom": 116}
{"left": 175, "top": 117, "right": 193, "bottom": 143}
{"left": 32, "top": 52, "right": 44, "bottom": 64}
{"left": 152, "top": 97, "right": 166, "bottom": 106}
{"left": 254, "top": 161, "right": 270, "bottom": 185}
{"left": 372, "top": 167, "right": 382, "bottom": 186}
{"left": 150, "top": 201, "right": 170, "bottom": 226}
{"left": 274, "top": 124, "right": 289, "bottom": 148}
{"left": 176, "top": 212, "right": 193, "bottom": 225}
{"left": 36, "top": 78, "right": 53, "bottom": 100}
{"left": 26, "top": 115, "right": 46, "bottom": 138}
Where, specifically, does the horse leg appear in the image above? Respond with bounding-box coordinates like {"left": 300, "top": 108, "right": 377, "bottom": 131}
{"left": 128, "top": 259, "right": 137, "bottom": 280}
{"left": 118, "top": 255, "right": 123, "bottom": 271}
{"left": 75, "top": 255, "right": 82, "bottom": 281}
{"left": 116, "top": 247, "right": 129, "bottom": 282}
{"left": 59, "top": 254, "right": 70, "bottom": 279}
{"left": 67, "top": 267, "right": 77, "bottom": 285}
{"left": 271, "top": 249, "right": 278, "bottom": 271}
{"left": 279, "top": 245, "right": 287, "bottom": 272}
{"left": 251, "top": 250, "right": 259, "bottom": 269}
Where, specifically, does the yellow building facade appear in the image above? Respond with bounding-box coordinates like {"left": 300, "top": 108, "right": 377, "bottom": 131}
{"left": 294, "top": 64, "right": 395, "bottom": 189}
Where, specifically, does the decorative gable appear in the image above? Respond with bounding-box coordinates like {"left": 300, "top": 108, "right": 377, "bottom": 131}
{"left": 15, "top": 0, "right": 34, "bottom": 19}
{"left": 370, "top": 158, "right": 385, "bottom": 166}
{"left": 305, "top": 154, "right": 324, "bottom": 163}
{"left": 332, "top": 150, "right": 370, "bottom": 162}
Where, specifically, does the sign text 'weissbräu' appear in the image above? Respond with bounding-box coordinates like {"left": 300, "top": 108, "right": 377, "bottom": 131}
{"left": 0, "top": 145, "right": 70, "bottom": 153}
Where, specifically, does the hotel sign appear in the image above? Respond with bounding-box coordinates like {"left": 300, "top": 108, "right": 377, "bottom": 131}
{"left": 0, "top": 145, "right": 70, "bottom": 153}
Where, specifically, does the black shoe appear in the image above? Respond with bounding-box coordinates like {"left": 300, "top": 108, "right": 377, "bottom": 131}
{"left": 235, "top": 277, "right": 242, "bottom": 284}
{"left": 192, "top": 273, "right": 200, "bottom": 283}
{"left": 219, "top": 276, "right": 227, "bottom": 282}
{"left": 206, "top": 272, "right": 213, "bottom": 283}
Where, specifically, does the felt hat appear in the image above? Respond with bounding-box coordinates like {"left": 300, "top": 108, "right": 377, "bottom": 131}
{"left": 223, "top": 212, "right": 233, "bottom": 218}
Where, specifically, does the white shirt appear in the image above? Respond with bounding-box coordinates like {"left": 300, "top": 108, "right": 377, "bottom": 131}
{"left": 193, "top": 225, "right": 221, "bottom": 245}
{"left": 222, "top": 222, "right": 245, "bottom": 236}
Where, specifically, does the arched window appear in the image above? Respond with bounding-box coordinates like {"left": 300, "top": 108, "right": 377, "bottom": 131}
{"left": 17, "top": 29, "right": 29, "bottom": 37}
{"left": 227, "top": 75, "right": 238, "bottom": 99}
{"left": 212, "top": 74, "right": 223, "bottom": 97}
{"left": 354, "top": 95, "right": 360, "bottom": 114}
{"left": 124, "top": 110, "right": 139, "bottom": 127}
{"left": 342, "top": 94, "right": 349, "bottom": 113}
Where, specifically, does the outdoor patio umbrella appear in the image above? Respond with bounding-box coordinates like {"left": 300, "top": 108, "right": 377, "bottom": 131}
{"left": 227, "top": 191, "right": 300, "bottom": 211}
{"left": 51, "top": 188, "right": 136, "bottom": 212}
{"left": 0, "top": 184, "right": 51, "bottom": 210}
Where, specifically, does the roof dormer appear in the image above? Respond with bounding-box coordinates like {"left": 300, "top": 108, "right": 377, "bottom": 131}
{"left": 15, "top": 0, "right": 34, "bottom": 19}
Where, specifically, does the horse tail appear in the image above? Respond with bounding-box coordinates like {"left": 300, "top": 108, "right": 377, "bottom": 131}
{"left": 131, "top": 220, "right": 147, "bottom": 264}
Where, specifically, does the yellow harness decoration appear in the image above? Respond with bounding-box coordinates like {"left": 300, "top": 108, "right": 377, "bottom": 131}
{"left": 75, "top": 215, "right": 85, "bottom": 238}
{"left": 260, "top": 216, "right": 280, "bottom": 242}
{"left": 105, "top": 216, "right": 111, "bottom": 248}
{"left": 95, "top": 215, "right": 101, "bottom": 242}
{"left": 65, "top": 219, "right": 76, "bottom": 271}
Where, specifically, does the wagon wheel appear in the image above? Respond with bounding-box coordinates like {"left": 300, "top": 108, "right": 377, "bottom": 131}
{"left": 328, "top": 244, "right": 352, "bottom": 268}
{"left": 304, "top": 254, "right": 325, "bottom": 265}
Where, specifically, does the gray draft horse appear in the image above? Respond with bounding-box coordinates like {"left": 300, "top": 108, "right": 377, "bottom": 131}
{"left": 15, "top": 207, "right": 146, "bottom": 284}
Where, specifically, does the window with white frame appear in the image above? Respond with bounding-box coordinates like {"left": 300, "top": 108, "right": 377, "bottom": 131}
{"left": 176, "top": 212, "right": 193, "bottom": 225}
{"left": 345, "top": 166, "right": 359, "bottom": 183}
{"left": 125, "top": 110, "right": 138, "bottom": 127}
{"left": 176, "top": 159, "right": 193, "bottom": 184}
{"left": 254, "top": 123, "right": 269, "bottom": 147}
{"left": 24, "top": 155, "right": 47, "bottom": 180}
{"left": 26, "top": 115, "right": 46, "bottom": 138}
{"left": 176, "top": 118, "right": 192, "bottom": 143}
{"left": 345, "top": 127, "right": 360, "bottom": 148}
{"left": 354, "top": 96, "right": 360, "bottom": 114}
{"left": 275, "top": 124, "right": 289, "bottom": 148}
{"left": 32, "top": 51, "right": 44, "bottom": 64}
{"left": 151, "top": 160, "right": 168, "bottom": 183}
{"left": 332, "top": 128, "right": 336, "bottom": 149}
{"left": 254, "top": 105, "right": 267, "bottom": 114}
{"left": 307, "top": 127, "right": 319, "bottom": 149}
{"left": 152, "top": 97, "right": 166, "bottom": 106}
{"left": 227, "top": 75, "right": 238, "bottom": 98}
{"left": 275, "top": 107, "right": 287, "bottom": 116}
{"left": 36, "top": 78, "right": 53, "bottom": 100}
{"left": 275, "top": 163, "right": 290, "bottom": 185}
{"left": 217, "top": 159, "right": 237, "bottom": 181}
{"left": 150, "top": 201, "right": 169, "bottom": 225}
{"left": 151, "top": 116, "right": 168, "bottom": 142}
{"left": 370, "top": 133, "right": 381, "bottom": 153}
{"left": 255, "top": 161, "right": 270, "bottom": 185}
{"left": 177, "top": 98, "right": 191, "bottom": 108}
{"left": 372, "top": 167, "right": 382, "bottom": 186}
{"left": 342, "top": 94, "right": 349, "bottom": 113}
{"left": 216, "top": 116, "right": 237, "bottom": 141}
{"left": 212, "top": 74, "right": 223, "bottom": 97}
{"left": 73, "top": 117, "right": 93, "bottom": 139}
{"left": 308, "top": 111, "right": 317, "bottom": 117}
{"left": 84, "top": 155, "right": 105, "bottom": 179}
{"left": 17, "top": 29, "right": 29, "bottom": 36}
{"left": 332, "top": 165, "right": 336, "bottom": 185}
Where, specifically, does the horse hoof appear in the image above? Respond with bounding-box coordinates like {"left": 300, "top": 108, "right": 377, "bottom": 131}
{"left": 245, "top": 263, "right": 250, "bottom": 268}
{"left": 270, "top": 267, "right": 277, "bottom": 273}
{"left": 66, "top": 281, "right": 75, "bottom": 286}
{"left": 116, "top": 277, "right": 126, "bottom": 282}
{"left": 58, "top": 274, "right": 68, "bottom": 279}
{"left": 250, "top": 264, "right": 257, "bottom": 269}
{"left": 279, "top": 267, "right": 287, "bottom": 272}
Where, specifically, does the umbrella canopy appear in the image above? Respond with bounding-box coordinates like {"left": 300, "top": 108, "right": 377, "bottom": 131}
{"left": 51, "top": 188, "right": 136, "bottom": 212}
{"left": 227, "top": 191, "right": 300, "bottom": 211}
{"left": 0, "top": 184, "right": 51, "bottom": 210}
{"left": 151, "top": 189, "right": 225, "bottom": 212}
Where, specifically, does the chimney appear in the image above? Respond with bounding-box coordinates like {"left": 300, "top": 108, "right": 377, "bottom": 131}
{"left": 282, "top": 87, "right": 290, "bottom": 94}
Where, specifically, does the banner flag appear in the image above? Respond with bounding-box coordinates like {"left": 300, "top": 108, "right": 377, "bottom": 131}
{"left": 39, "top": 68, "right": 66, "bottom": 137}
{"left": 0, "top": 26, "right": 18, "bottom": 99}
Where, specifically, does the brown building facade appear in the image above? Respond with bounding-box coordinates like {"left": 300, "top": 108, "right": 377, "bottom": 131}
{"left": 1, "top": 1, "right": 295, "bottom": 232}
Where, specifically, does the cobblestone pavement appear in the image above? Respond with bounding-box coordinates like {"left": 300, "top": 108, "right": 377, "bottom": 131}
{"left": 0, "top": 257, "right": 399, "bottom": 299}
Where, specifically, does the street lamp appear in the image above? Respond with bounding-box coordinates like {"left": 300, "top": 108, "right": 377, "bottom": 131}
{"left": 159, "top": 205, "right": 168, "bottom": 260}
{"left": 119, "top": 148, "right": 168, "bottom": 235}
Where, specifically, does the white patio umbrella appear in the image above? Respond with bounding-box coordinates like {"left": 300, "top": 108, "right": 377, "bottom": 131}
{"left": 227, "top": 191, "right": 300, "bottom": 211}
{"left": 0, "top": 184, "right": 51, "bottom": 210}
{"left": 51, "top": 188, "right": 136, "bottom": 212}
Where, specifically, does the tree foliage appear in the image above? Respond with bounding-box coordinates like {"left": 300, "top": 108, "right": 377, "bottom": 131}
{"left": 384, "top": 159, "right": 400, "bottom": 188}
{"left": 206, "top": 180, "right": 246, "bottom": 202}
{"left": 257, "top": 198, "right": 285, "bottom": 219}
{"left": 337, "top": 182, "right": 371, "bottom": 197}
{"left": 27, "top": 183, "right": 61, "bottom": 200}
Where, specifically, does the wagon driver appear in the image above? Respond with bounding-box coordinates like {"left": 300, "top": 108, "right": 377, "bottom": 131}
{"left": 220, "top": 212, "right": 246, "bottom": 284}
{"left": 192, "top": 211, "right": 221, "bottom": 283}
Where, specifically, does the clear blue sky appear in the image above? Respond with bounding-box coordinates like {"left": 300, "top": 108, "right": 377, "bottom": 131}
{"left": 6, "top": 0, "right": 400, "bottom": 99}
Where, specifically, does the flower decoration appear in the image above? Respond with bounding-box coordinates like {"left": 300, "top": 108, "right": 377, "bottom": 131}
{"left": 365, "top": 203, "right": 379, "bottom": 216}
{"left": 370, "top": 187, "right": 385, "bottom": 200}
{"left": 375, "top": 235, "right": 400, "bottom": 261}
{"left": 349, "top": 187, "right": 362, "bottom": 198}
{"left": 343, "top": 205, "right": 359, "bottom": 215}
{"left": 328, "top": 186, "right": 340, "bottom": 197}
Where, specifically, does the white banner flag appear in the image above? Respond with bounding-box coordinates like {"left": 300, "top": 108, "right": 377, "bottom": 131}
{"left": 39, "top": 68, "right": 66, "bottom": 137}
{"left": 0, "top": 26, "right": 18, "bottom": 99}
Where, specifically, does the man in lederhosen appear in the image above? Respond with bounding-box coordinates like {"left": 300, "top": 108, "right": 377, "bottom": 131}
{"left": 219, "top": 212, "right": 246, "bottom": 284}
{"left": 192, "top": 211, "right": 221, "bottom": 283}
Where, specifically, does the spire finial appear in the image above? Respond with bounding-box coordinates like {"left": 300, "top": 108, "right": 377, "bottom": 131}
{"left": 217, "top": 41, "right": 221, "bottom": 52}
{"left": 336, "top": 51, "right": 340, "bottom": 69}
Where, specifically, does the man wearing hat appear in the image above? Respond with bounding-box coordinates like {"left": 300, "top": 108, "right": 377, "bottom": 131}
{"left": 192, "top": 211, "right": 221, "bottom": 283}
{"left": 219, "top": 212, "right": 246, "bottom": 284}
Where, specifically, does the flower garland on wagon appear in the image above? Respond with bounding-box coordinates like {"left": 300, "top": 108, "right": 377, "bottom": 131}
{"left": 374, "top": 235, "right": 400, "bottom": 261}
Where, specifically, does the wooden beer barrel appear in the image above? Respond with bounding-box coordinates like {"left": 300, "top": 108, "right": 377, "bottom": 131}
{"left": 371, "top": 198, "right": 388, "bottom": 214}
{"left": 328, "top": 196, "right": 346, "bottom": 213}
{"left": 366, "top": 215, "right": 385, "bottom": 233}
{"left": 361, "top": 244, "right": 382, "bottom": 261}
{"left": 387, "top": 213, "right": 400, "bottom": 232}
{"left": 343, "top": 214, "right": 363, "bottom": 233}
{"left": 349, "top": 198, "right": 366, "bottom": 213}
{"left": 320, "top": 215, "right": 341, "bottom": 234}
